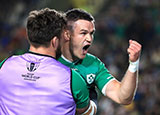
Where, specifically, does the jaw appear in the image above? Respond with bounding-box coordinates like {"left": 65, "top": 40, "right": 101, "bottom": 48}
{"left": 72, "top": 44, "right": 90, "bottom": 60}
{"left": 62, "top": 41, "right": 90, "bottom": 61}
{"left": 74, "top": 48, "right": 88, "bottom": 60}
{"left": 61, "top": 42, "right": 73, "bottom": 61}
{"left": 77, "top": 53, "right": 86, "bottom": 60}
{"left": 62, "top": 49, "right": 87, "bottom": 62}
{"left": 61, "top": 44, "right": 82, "bottom": 62}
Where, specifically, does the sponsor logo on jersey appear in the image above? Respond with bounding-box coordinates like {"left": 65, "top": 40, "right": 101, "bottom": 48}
{"left": 24, "top": 62, "right": 40, "bottom": 81}
{"left": 26, "top": 62, "right": 40, "bottom": 72}
{"left": 86, "top": 74, "right": 96, "bottom": 84}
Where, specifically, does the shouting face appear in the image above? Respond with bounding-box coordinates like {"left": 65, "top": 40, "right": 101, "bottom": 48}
{"left": 68, "top": 19, "right": 95, "bottom": 60}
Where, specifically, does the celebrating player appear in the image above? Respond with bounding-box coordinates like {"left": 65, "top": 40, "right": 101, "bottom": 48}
{"left": 59, "top": 8, "right": 142, "bottom": 105}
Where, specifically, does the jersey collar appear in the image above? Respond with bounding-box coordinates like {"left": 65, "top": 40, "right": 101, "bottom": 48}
{"left": 61, "top": 55, "right": 72, "bottom": 63}
{"left": 61, "top": 55, "right": 82, "bottom": 65}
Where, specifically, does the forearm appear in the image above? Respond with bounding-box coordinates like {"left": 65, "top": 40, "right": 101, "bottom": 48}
{"left": 105, "top": 40, "right": 141, "bottom": 105}
{"left": 118, "top": 40, "right": 141, "bottom": 104}
{"left": 119, "top": 70, "right": 138, "bottom": 105}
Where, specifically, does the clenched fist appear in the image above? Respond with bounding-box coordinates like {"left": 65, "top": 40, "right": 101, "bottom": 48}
{"left": 127, "top": 40, "right": 142, "bottom": 62}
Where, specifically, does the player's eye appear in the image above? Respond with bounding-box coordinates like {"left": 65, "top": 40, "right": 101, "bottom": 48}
{"left": 90, "top": 31, "right": 95, "bottom": 36}
{"left": 81, "top": 32, "right": 87, "bottom": 35}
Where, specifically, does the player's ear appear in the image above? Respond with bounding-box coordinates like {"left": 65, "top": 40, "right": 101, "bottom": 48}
{"left": 64, "top": 30, "right": 71, "bottom": 41}
{"left": 51, "top": 36, "right": 59, "bottom": 50}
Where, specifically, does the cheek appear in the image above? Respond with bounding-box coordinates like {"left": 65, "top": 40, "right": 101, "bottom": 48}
{"left": 70, "top": 40, "right": 77, "bottom": 52}
{"left": 72, "top": 40, "right": 82, "bottom": 51}
{"left": 69, "top": 41, "right": 81, "bottom": 56}
{"left": 70, "top": 34, "right": 84, "bottom": 51}
{"left": 71, "top": 36, "right": 79, "bottom": 47}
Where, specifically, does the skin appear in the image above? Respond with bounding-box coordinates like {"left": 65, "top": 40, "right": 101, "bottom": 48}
{"left": 62, "top": 19, "right": 142, "bottom": 105}
{"left": 62, "top": 20, "right": 97, "bottom": 114}
{"left": 29, "top": 37, "right": 59, "bottom": 57}
{"left": 62, "top": 19, "right": 95, "bottom": 61}
{"left": 106, "top": 39, "right": 141, "bottom": 104}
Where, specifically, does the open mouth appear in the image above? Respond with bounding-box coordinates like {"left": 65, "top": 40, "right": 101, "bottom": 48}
{"left": 83, "top": 45, "right": 90, "bottom": 51}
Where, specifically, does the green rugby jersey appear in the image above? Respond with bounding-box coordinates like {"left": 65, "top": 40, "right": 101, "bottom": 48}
{"left": 58, "top": 53, "right": 115, "bottom": 95}
{"left": 71, "top": 69, "right": 89, "bottom": 108}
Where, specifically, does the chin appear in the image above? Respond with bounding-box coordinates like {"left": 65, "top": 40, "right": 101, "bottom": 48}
{"left": 79, "top": 54, "right": 86, "bottom": 59}
{"left": 73, "top": 52, "right": 86, "bottom": 60}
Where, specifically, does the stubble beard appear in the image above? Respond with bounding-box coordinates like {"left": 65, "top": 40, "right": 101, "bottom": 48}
{"left": 69, "top": 40, "right": 79, "bottom": 61}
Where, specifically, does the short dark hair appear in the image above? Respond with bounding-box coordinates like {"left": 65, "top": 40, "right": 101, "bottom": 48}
{"left": 66, "top": 8, "right": 94, "bottom": 22}
{"left": 27, "top": 8, "right": 66, "bottom": 47}
{"left": 65, "top": 8, "right": 95, "bottom": 31}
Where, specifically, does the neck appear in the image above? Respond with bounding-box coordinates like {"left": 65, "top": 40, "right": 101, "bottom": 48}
{"left": 29, "top": 45, "right": 56, "bottom": 58}
{"left": 62, "top": 41, "right": 80, "bottom": 62}
{"left": 61, "top": 42, "right": 73, "bottom": 62}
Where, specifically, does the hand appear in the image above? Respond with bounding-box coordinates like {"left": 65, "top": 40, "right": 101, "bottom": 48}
{"left": 127, "top": 40, "right": 142, "bottom": 62}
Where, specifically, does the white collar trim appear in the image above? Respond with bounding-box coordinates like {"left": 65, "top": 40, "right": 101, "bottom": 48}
{"left": 61, "top": 55, "right": 72, "bottom": 63}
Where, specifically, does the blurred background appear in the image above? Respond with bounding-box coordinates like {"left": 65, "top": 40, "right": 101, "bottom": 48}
{"left": 0, "top": 0, "right": 160, "bottom": 114}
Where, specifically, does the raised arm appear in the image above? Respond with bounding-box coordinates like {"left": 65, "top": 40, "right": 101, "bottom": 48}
{"left": 105, "top": 40, "right": 142, "bottom": 105}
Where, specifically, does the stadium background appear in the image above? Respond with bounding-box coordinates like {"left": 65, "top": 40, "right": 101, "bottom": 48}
{"left": 0, "top": 0, "right": 160, "bottom": 114}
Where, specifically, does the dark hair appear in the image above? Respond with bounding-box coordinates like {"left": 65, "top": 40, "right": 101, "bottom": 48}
{"left": 66, "top": 8, "right": 94, "bottom": 22}
{"left": 65, "top": 8, "right": 94, "bottom": 31}
{"left": 27, "top": 8, "right": 66, "bottom": 47}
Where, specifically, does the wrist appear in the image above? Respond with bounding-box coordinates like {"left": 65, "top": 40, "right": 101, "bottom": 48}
{"left": 128, "top": 59, "right": 139, "bottom": 73}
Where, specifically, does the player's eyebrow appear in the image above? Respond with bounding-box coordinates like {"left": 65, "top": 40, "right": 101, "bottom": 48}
{"left": 80, "top": 29, "right": 88, "bottom": 32}
{"left": 80, "top": 29, "right": 95, "bottom": 34}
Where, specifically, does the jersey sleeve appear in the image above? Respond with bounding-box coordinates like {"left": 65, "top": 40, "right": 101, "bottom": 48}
{"left": 95, "top": 58, "right": 115, "bottom": 94}
{"left": 71, "top": 69, "right": 90, "bottom": 109}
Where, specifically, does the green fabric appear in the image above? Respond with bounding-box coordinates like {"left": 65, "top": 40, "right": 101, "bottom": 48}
{"left": 58, "top": 53, "right": 115, "bottom": 94}
{"left": 71, "top": 70, "right": 89, "bottom": 108}
{"left": 0, "top": 51, "right": 26, "bottom": 69}
{"left": 0, "top": 58, "right": 8, "bottom": 69}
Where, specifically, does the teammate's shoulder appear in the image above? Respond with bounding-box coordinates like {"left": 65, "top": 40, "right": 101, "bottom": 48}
{"left": 51, "top": 58, "right": 71, "bottom": 74}
{"left": 2, "top": 50, "right": 27, "bottom": 62}
{"left": 0, "top": 54, "right": 20, "bottom": 69}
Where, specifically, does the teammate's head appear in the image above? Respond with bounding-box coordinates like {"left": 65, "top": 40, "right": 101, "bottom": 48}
{"left": 27, "top": 8, "right": 66, "bottom": 58}
{"left": 63, "top": 8, "right": 95, "bottom": 60}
